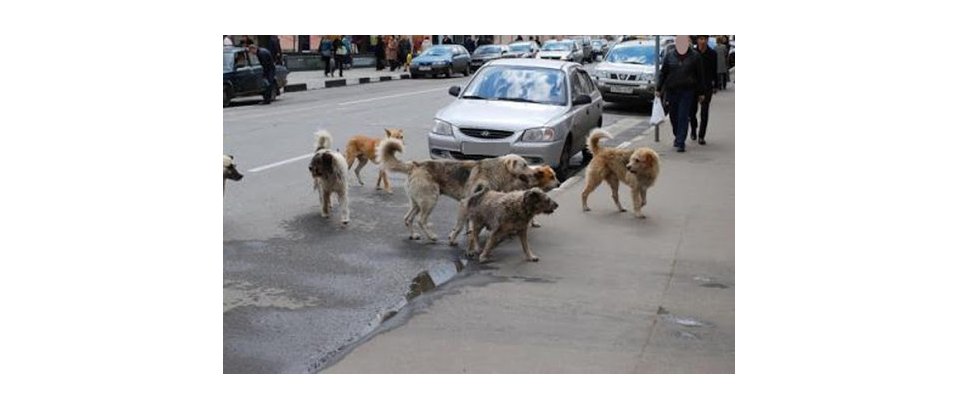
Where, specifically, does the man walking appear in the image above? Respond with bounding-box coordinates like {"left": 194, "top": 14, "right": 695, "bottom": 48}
{"left": 656, "top": 35, "right": 704, "bottom": 152}
{"left": 320, "top": 36, "right": 333, "bottom": 77}
{"left": 716, "top": 36, "right": 729, "bottom": 90}
{"left": 689, "top": 35, "right": 718, "bottom": 145}
{"left": 247, "top": 43, "right": 276, "bottom": 105}
{"left": 464, "top": 36, "right": 476, "bottom": 53}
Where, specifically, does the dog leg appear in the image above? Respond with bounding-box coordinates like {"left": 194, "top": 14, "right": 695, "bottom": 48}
{"left": 580, "top": 173, "right": 601, "bottom": 212}
{"left": 416, "top": 200, "right": 438, "bottom": 242}
{"left": 379, "top": 169, "right": 392, "bottom": 193}
{"left": 338, "top": 190, "right": 350, "bottom": 225}
{"left": 607, "top": 176, "right": 626, "bottom": 212}
{"left": 447, "top": 202, "right": 468, "bottom": 246}
{"left": 354, "top": 157, "right": 368, "bottom": 186}
{"left": 404, "top": 203, "right": 420, "bottom": 240}
{"left": 478, "top": 230, "right": 504, "bottom": 263}
{"left": 518, "top": 228, "right": 539, "bottom": 262}
{"left": 640, "top": 186, "right": 648, "bottom": 206}
{"left": 321, "top": 188, "right": 331, "bottom": 218}
{"left": 631, "top": 187, "right": 645, "bottom": 219}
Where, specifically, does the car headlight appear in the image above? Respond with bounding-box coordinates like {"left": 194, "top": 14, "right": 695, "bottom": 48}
{"left": 595, "top": 69, "right": 609, "bottom": 79}
{"left": 521, "top": 127, "right": 556, "bottom": 142}
{"left": 431, "top": 119, "right": 453, "bottom": 136}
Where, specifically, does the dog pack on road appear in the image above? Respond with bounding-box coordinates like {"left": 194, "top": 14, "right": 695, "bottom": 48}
{"left": 224, "top": 128, "right": 659, "bottom": 263}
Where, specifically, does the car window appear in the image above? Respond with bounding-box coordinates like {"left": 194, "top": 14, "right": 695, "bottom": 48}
{"left": 571, "top": 70, "right": 585, "bottom": 98}
{"left": 461, "top": 65, "right": 568, "bottom": 106}
{"left": 576, "top": 71, "right": 594, "bottom": 95}
{"left": 233, "top": 52, "right": 249, "bottom": 69}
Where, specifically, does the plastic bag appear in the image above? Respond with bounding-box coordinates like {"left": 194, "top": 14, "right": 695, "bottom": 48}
{"left": 650, "top": 96, "right": 667, "bottom": 125}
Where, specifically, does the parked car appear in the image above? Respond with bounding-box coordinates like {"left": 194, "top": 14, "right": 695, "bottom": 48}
{"left": 507, "top": 41, "right": 540, "bottom": 58}
{"left": 410, "top": 45, "right": 472, "bottom": 78}
{"left": 470, "top": 44, "right": 510, "bottom": 70}
{"left": 223, "top": 46, "right": 289, "bottom": 107}
{"left": 592, "top": 40, "right": 658, "bottom": 104}
{"left": 590, "top": 39, "right": 609, "bottom": 59}
{"left": 537, "top": 40, "right": 583, "bottom": 63}
{"left": 572, "top": 37, "right": 594, "bottom": 63}
{"left": 429, "top": 59, "right": 603, "bottom": 179}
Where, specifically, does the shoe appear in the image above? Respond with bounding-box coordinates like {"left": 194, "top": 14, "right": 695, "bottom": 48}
{"left": 690, "top": 131, "right": 697, "bottom": 141}
{"left": 677, "top": 146, "right": 685, "bottom": 152}
{"left": 699, "top": 138, "right": 706, "bottom": 145}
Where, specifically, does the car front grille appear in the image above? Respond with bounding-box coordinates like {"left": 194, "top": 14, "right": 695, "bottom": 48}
{"left": 448, "top": 152, "right": 494, "bottom": 161}
{"left": 610, "top": 73, "right": 638, "bottom": 81}
{"left": 459, "top": 128, "right": 514, "bottom": 139}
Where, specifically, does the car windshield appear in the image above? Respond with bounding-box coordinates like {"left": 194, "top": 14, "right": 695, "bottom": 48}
{"left": 223, "top": 51, "right": 234, "bottom": 72}
{"left": 509, "top": 43, "right": 531, "bottom": 52}
{"left": 475, "top": 46, "right": 501, "bottom": 55}
{"left": 542, "top": 42, "right": 571, "bottom": 51}
{"left": 422, "top": 47, "right": 453, "bottom": 57}
{"left": 461, "top": 66, "right": 567, "bottom": 106}
{"left": 606, "top": 45, "right": 656, "bottom": 65}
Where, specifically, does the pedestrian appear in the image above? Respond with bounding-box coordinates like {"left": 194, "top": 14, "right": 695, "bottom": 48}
{"left": 533, "top": 36, "right": 541, "bottom": 47}
{"left": 688, "top": 35, "right": 718, "bottom": 145}
{"left": 656, "top": 35, "right": 705, "bottom": 152}
{"left": 267, "top": 35, "right": 283, "bottom": 66}
{"left": 464, "top": 36, "right": 476, "bottom": 53}
{"left": 421, "top": 36, "right": 432, "bottom": 53}
{"left": 716, "top": 36, "right": 729, "bottom": 90}
{"left": 442, "top": 35, "right": 453, "bottom": 45}
{"left": 223, "top": 35, "right": 233, "bottom": 46}
{"left": 342, "top": 35, "right": 352, "bottom": 69}
{"left": 239, "top": 35, "right": 254, "bottom": 47}
{"left": 515, "top": 35, "right": 523, "bottom": 42}
{"left": 399, "top": 36, "right": 412, "bottom": 72}
{"left": 333, "top": 37, "right": 346, "bottom": 77}
{"left": 375, "top": 35, "right": 386, "bottom": 71}
{"left": 247, "top": 43, "right": 276, "bottom": 105}
{"left": 320, "top": 36, "right": 333, "bottom": 77}
{"left": 386, "top": 35, "right": 399, "bottom": 71}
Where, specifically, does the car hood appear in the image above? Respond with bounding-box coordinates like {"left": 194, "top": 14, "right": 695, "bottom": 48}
{"left": 437, "top": 99, "right": 568, "bottom": 131}
{"left": 595, "top": 62, "right": 655, "bottom": 74}
{"left": 538, "top": 50, "right": 571, "bottom": 58}
{"left": 413, "top": 55, "right": 452, "bottom": 64}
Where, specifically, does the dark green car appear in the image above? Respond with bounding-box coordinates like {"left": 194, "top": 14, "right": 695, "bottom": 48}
{"left": 223, "top": 46, "right": 289, "bottom": 107}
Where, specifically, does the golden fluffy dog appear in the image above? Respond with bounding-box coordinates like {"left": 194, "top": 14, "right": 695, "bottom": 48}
{"left": 344, "top": 128, "right": 404, "bottom": 192}
{"left": 581, "top": 128, "right": 660, "bottom": 218}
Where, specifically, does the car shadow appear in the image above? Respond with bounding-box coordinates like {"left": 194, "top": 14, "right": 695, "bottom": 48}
{"left": 603, "top": 101, "right": 652, "bottom": 115}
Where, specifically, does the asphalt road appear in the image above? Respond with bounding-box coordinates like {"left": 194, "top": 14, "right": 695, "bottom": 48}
{"left": 223, "top": 65, "right": 652, "bottom": 373}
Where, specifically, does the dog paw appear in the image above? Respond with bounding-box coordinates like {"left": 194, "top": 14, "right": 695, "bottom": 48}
{"left": 582, "top": 207, "right": 591, "bottom": 212}
{"left": 531, "top": 221, "right": 542, "bottom": 228}
{"left": 375, "top": 186, "right": 382, "bottom": 190}
{"left": 479, "top": 256, "right": 490, "bottom": 263}
{"left": 341, "top": 220, "right": 350, "bottom": 225}
{"left": 527, "top": 255, "right": 540, "bottom": 262}
{"left": 618, "top": 208, "right": 627, "bottom": 213}
{"left": 635, "top": 213, "right": 646, "bottom": 219}
{"left": 409, "top": 234, "right": 420, "bottom": 240}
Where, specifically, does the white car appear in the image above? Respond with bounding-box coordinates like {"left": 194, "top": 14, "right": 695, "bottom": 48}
{"left": 592, "top": 40, "right": 658, "bottom": 104}
{"left": 537, "top": 40, "right": 583, "bottom": 63}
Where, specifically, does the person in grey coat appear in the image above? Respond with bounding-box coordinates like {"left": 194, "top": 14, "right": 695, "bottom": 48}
{"left": 715, "top": 36, "right": 729, "bottom": 90}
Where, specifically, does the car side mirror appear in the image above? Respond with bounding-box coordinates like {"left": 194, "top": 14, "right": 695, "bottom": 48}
{"left": 572, "top": 95, "right": 592, "bottom": 105}
{"left": 449, "top": 86, "right": 461, "bottom": 97}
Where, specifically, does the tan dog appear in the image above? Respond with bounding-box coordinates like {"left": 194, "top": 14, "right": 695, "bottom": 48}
{"left": 308, "top": 130, "right": 350, "bottom": 225}
{"left": 581, "top": 128, "right": 660, "bottom": 218}
{"left": 344, "top": 128, "right": 404, "bottom": 192}
{"left": 377, "top": 139, "right": 536, "bottom": 243}
{"left": 466, "top": 185, "right": 559, "bottom": 263}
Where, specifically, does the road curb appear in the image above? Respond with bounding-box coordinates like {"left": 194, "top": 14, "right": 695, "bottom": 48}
{"left": 295, "top": 73, "right": 412, "bottom": 91}
{"left": 284, "top": 83, "right": 307, "bottom": 93}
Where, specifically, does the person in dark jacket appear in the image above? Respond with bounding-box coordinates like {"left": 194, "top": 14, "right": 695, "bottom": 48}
{"left": 398, "top": 36, "right": 412, "bottom": 72}
{"left": 247, "top": 44, "right": 276, "bottom": 104}
{"left": 267, "top": 35, "right": 283, "bottom": 66}
{"left": 655, "top": 35, "right": 705, "bottom": 152}
{"left": 442, "top": 35, "right": 453, "bottom": 45}
{"left": 688, "top": 35, "right": 719, "bottom": 145}
{"left": 464, "top": 36, "right": 476, "bottom": 53}
{"left": 375, "top": 36, "right": 386, "bottom": 71}
{"left": 320, "top": 37, "right": 333, "bottom": 77}
{"left": 332, "top": 37, "right": 346, "bottom": 77}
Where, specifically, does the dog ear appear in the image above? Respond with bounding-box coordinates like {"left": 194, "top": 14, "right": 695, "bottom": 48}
{"left": 384, "top": 128, "right": 392, "bottom": 137}
{"left": 523, "top": 189, "right": 540, "bottom": 208}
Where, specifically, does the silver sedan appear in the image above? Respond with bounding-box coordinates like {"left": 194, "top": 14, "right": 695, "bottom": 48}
{"left": 428, "top": 59, "right": 604, "bottom": 179}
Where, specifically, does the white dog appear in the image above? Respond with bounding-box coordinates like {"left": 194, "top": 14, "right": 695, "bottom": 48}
{"left": 307, "top": 130, "right": 350, "bottom": 225}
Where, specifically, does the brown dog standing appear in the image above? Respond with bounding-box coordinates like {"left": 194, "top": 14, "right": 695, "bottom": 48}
{"left": 466, "top": 185, "right": 559, "bottom": 263}
{"left": 344, "top": 128, "right": 404, "bottom": 192}
{"left": 581, "top": 128, "right": 660, "bottom": 218}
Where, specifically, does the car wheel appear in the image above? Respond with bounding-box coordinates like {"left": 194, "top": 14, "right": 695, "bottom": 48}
{"left": 556, "top": 135, "right": 574, "bottom": 181}
{"left": 463, "top": 64, "right": 470, "bottom": 76}
{"left": 411, "top": 73, "right": 419, "bottom": 79}
{"left": 445, "top": 68, "right": 452, "bottom": 78}
{"left": 223, "top": 88, "right": 230, "bottom": 108}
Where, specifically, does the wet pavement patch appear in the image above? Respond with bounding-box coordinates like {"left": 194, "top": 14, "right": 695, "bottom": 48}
{"left": 656, "top": 306, "right": 712, "bottom": 328}
{"left": 700, "top": 282, "right": 728, "bottom": 289}
{"left": 407, "top": 271, "right": 437, "bottom": 300}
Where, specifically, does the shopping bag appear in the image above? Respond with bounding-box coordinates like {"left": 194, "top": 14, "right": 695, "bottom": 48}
{"left": 650, "top": 96, "right": 667, "bottom": 125}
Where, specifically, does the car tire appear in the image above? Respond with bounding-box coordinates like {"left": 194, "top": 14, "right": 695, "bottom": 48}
{"left": 223, "top": 87, "right": 230, "bottom": 108}
{"left": 445, "top": 68, "right": 452, "bottom": 78}
{"left": 463, "top": 64, "right": 470, "bottom": 76}
{"left": 411, "top": 73, "right": 419, "bottom": 79}
{"left": 556, "top": 135, "right": 574, "bottom": 181}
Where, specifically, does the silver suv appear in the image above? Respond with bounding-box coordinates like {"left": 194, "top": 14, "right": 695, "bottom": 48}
{"left": 428, "top": 59, "right": 603, "bottom": 179}
{"left": 592, "top": 40, "right": 658, "bottom": 104}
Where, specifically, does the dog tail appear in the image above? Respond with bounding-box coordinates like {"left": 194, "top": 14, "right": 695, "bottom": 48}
{"left": 377, "top": 138, "right": 413, "bottom": 174}
{"left": 587, "top": 128, "right": 612, "bottom": 156}
{"left": 314, "top": 129, "right": 333, "bottom": 151}
{"left": 467, "top": 183, "right": 489, "bottom": 209}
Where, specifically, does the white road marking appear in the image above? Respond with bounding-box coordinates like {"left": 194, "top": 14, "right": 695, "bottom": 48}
{"left": 338, "top": 87, "right": 448, "bottom": 106}
{"left": 247, "top": 153, "right": 314, "bottom": 173}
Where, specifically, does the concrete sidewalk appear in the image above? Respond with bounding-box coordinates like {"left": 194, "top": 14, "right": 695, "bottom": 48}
{"left": 325, "top": 87, "right": 735, "bottom": 374}
{"left": 286, "top": 67, "right": 410, "bottom": 91}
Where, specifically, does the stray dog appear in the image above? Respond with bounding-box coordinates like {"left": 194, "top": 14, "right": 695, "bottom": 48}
{"left": 446, "top": 154, "right": 536, "bottom": 245}
{"left": 223, "top": 154, "right": 243, "bottom": 193}
{"left": 308, "top": 130, "right": 350, "bottom": 225}
{"left": 344, "top": 128, "right": 404, "bottom": 192}
{"left": 581, "top": 128, "right": 660, "bottom": 218}
{"left": 378, "top": 139, "right": 535, "bottom": 243}
{"left": 466, "top": 185, "right": 559, "bottom": 263}
{"left": 528, "top": 165, "right": 560, "bottom": 227}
